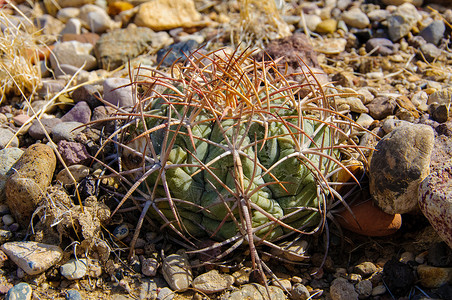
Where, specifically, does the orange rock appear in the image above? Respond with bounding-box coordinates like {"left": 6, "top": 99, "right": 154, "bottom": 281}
{"left": 336, "top": 199, "right": 402, "bottom": 237}
{"left": 108, "top": 1, "right": 134, "bottom": 16}
{"left": 25, "top": 45, "right": 54, "bottom": 64}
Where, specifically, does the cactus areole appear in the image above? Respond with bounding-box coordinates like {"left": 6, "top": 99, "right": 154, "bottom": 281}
{"left": 113, "top": 49, "right": 362, "bottom": 270}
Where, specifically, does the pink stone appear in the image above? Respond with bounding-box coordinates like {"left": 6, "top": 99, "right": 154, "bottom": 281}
{"left": 12, "top": 114, "right": 31, "bottom": 127}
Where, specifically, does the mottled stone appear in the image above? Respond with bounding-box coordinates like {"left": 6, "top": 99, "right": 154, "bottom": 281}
{"left": 366, "top": 96, "right": 397, "bottom": 120}
{"left": 5, "top": 144, "right": 56, "bottom": 227}
{"left": 57, "top": 140, "right": 90, "bottom": 166}
{"left": 1, "top": 242, "right": 63, "bottom": 275}
{"left": 370, "top": 124, "right": 434, "bottom": 214}
{"left": 419, "top": 160, "right": 452, "bottom": 248}
{"left": 192, "top": 270, "right": 234, "bottom": 294}
{"left": 330, "top": 278, "right": 358, "bottom": 300}
{"left": 5, "top": 282, "right": 32, "bottom": 300}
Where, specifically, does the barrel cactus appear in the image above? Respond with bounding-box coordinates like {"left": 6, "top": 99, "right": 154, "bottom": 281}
{"left": 104, "top": 49, "right": 365, "bottom": 283}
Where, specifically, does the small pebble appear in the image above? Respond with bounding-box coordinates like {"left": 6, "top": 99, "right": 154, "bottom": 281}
{"left": 157, "top": 287, "right": 174, "bottom": 300}
{"left": 2, "top": 215, "right": 14, "bottom": 226}
{"left": 65, "top": 289, "right": 82, "bottom": 300}
{"left": 141, "top": 257, "right": 159, "bottom": 277}
{"left": 371, "top": 285, "right": 386, "bottom": 296}
{"left": 60, "top": 258, "right": 88, "bottom": 280}
{"left": 113, "top": 224, "right": 129, "bottom": 240}
{"left": 291, "top": 283, "right": 310, "bottom": 300}
{"left": 399, "top": 251, "right": 415, "bottom": 263}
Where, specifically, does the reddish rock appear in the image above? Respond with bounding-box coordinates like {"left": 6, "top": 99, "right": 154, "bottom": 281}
{"left": 337, "top": 199, "right": 402, "bottom": 237}
{"left": 57, "top": 140, "right": 91, "bottom": 166}
{"left": 62, "top": 33, "right": 100, "bottom": 46}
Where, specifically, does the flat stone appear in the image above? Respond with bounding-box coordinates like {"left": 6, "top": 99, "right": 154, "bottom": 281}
{"left": 52, "top": 121, "right": 84, "bottom": 142}
{"left": 95, "top": 26, "right": 172, "bottom": 71}
{"left": 134, "top": 0, "right": 202, "bottom": 31}
{"left": 1, "top": 242, "right": 63, "bottom": 275}
{"left": 0, "top": 128, "right": 19, "bottom": 149}
{"left": 370, "top": 124, "right": 434, "bottom": 214}
{"left": 60, "top": 258, "right": 88, "bottom": 280}
{"left": 5, "top": 282, "right": 32, "bottom": 300}
{"left": 5, "top": 144, "right": 56, "bottom": 227}
{"left": 192, "top": 270, "right": 234, "bottom": 294}
{"left": 162, "top": 253, "right": 192, "bottom": 292}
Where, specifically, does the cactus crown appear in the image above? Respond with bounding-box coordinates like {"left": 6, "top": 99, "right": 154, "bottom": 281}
{"left": 100, "top": 48, "right": 366, "bottom": 288}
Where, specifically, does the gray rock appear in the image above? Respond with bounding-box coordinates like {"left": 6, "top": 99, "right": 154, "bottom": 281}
{"left": 162, "top": 253, "right": 192, "bottom": 292}
{"left": 330, "top": 278, "right": 358, "bottom": 300}
{"left": 366, "top": 38, "right": 398, "bottom": 56}
{"left": 291, "top": 283, "right": 310, "bottom": 300}
{"left": 95, "top": 27, "right": 172, "bottom": 71}
{"left": 0, "top": 128, "right": 19, "bottom": 149}
{"left": 355, "top": 280, "right": 372, "bottom": 299}
{"left": 420, "top": 20, "right": 446, "bottom": 45}
{"left": 367, "top": 9, "right": 390, "bottom": 22}
{"left": 139, "top": 279, "right": 158, "bottom": 300}
{"left": 50, "top": 41, "right": 97, "bottom": 72}
{"left": 52, "top": 121, "right": 84, "bottom": 142}
{"left": 103, "top": 78, "right": 134, "bottom": 108}
{"left": 192, "top": 270, "right": 234, "bottom": 294}
{"left": 370, "top": 124, "right": 434, "bottom": 214}
{"left": 65, "top": 289, "right": 82, "bottom": 300}
{"left": 355, "top": 113, "right": 374, "bottom": 128}
{"left": 381, "top": 118, "right": 411, "bottom": 134}
{"left": 5, "top": 282, "right": 32, "bottom": 300}
{"left": 420, "top": 43, "right": 442, "bottom": 62}
{"left": 60, "top": 258, "right": 88, "bottom": 280}
{"left": 157, "top": 287, "right": 174, "bottom": 300}
{"left": 419, "top": 160, "right": 452, "bottom": 248}
{"left": 37, "top": 79, "right": 67, "bottom": 97}
{"left": 28, "top": 118, "right": 62, "bottom": 140}
{"left": 2, "top": 214, "right": 14, "bottom": 226}
{"left": 387, "top": 3, "right": 421, "bottom": 41}
{"left": 1, "top": 242, "right": 63, "bottom": 275}
{"left": 341, "top": 8, "right": 369, "bottom": 29}
{"left": 0, "top": 147, "right": 23, "bottom": 201}
{"left": 60, "top": 18, "right": 82, "bottom": 35}
{"left": 5, "top": 144, "right": 56, "bottom": 227}
{"left": 57, "top": 140, "right": 90, "bottom": 166}
{"left": 61, "top": 101, "right": 92, "bottom": 123}
{"left": 227, "top": 283, "right": 285, "bottom": 300}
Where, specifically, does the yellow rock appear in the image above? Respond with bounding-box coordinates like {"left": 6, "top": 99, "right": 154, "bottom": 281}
{"left": 108, "top": 1, "right": 134, "bottom": 16}
{"left": 134, "top": 0, "right": 202, "bottom": 31}
{"left": 315, "top": 19, "right": 337, "bottom": 34}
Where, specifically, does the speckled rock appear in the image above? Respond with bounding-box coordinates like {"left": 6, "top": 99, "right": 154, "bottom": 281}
{"left": 370, "top": 124, "right": 434, "bottom": 214}
{"left": 60, "top": 258, "right": 88, "bottom": 280}
{"left": 5, "top": 144, "right": 56, "bottom": 227}
{"left": 291, "top": 283, "right": 310, "bottom": 300}
{"left": 366, "top": 96, "right": 397, "bottom": 120}
{"left": 0, "top": 148, "right": 23, "bottom": 201}
{"left": 57, "top": 140, "right": 90, "bottom": 166}
{"left": 0, "top": 128, "right": 19, "bottom": 149}
{"left": 1, "top": 241, "right": 63, "bottom": 275}
{"left": 134, "top": 0, "right": 202, "bottom": 31}
{"left": 355, "top": 280, "right": 372, "bottom": 299}
{"left": 419, "top": 160, "right": 452, "bottom": 248}
{"left": 5, "top": 282, "right": 32, "bottom": 300}
{"left": 162, "top": 253, "right": 192, "bottom": 292}
{"left": 192, "top": 270, "right": 234, "bottom": 294}
{"left": 387, "top": 3, "right": 421, "bottom": 41}
{"left": 330, "top": 278, "right": 358, "bottom": 300}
